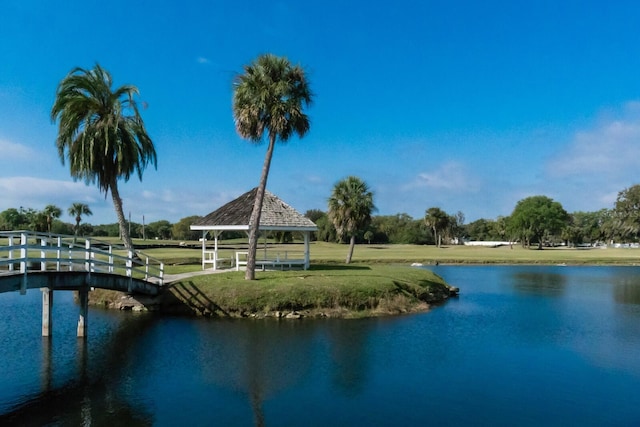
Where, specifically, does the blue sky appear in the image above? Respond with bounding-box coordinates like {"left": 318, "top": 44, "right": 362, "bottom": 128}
{"left": 2, "top": 0, "right": 640, "bottom": 226}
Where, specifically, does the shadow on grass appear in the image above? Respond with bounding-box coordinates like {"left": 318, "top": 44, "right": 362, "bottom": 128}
{"left": 165, "top": 281, "right": 230, "bottom": 317}
{"left": 308, "top": 264, "right": 371, "bottom": 272}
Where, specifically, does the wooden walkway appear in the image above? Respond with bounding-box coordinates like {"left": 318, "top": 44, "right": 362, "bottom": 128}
{"left": 0, "top": 230, "right": 165, "bottom": 338}
{"left": 0, "top": 230, "right": 164, "bottom": 295}
{"left": 163, "top": 268, "right": 233, "bottom": 284}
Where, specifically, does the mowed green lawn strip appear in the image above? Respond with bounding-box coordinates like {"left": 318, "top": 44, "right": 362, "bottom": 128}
{"left": 141, "top": 242, "right": 640, "bottom": 276}
{"left": 306, "top": 242, "right": 640, "bottom": 264}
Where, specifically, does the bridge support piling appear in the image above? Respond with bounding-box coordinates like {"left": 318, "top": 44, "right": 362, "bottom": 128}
{"left": 41, "top": 287, "right": 53, "bottom": 337}
{"left": 41, "top": 336, "right": 53, "bottom": 391}
{"left": 77, "top": 288, "right": 88, "bottom": 338}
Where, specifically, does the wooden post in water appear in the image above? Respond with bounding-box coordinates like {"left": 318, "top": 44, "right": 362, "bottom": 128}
{"left": 77, "top": 287, "right": 88, "bottom": 338}
{"left": 41, "top": 334, "right": 52, "bottom": 391}
{"left": 42, "top": 287, "right": 53, "bottom": 337}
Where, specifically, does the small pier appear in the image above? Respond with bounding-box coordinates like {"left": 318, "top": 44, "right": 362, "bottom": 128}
{"left": 0, "top": 231, "right": 164, "bottom": 338}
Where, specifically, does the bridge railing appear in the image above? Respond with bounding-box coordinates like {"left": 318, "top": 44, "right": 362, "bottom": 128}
{"left": 0, "top": 231, "right": 164, "bottom": 287}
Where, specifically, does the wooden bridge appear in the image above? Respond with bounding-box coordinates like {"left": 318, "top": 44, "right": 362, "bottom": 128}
{"left": 0, "top": 231, "right": 164, "bottom": 338}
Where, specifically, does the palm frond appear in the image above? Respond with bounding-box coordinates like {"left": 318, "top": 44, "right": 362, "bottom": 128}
{"left": 51, "top": 63, "right": 156, "bottom": 194}
{"left": 232, "top": 54, "right": 312, "bottom": 145}
{"left": 328, "top": 176, "right": 376, "bottom": 241}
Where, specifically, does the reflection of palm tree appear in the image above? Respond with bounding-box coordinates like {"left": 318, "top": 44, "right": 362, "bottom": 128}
{"left": 327, "top": 319, "right": 371, "bottom": 396}
{"left": 233, "top": 54, "right": 312, "bottom": 280}
{"left": 51, "top": 64, "right": 157, "bottom": 249}
{"left": 248, "top": 347, "right": 266, "bottom": 427}
{"left": 197, "top": 320, "right": 317, "bottom": 425}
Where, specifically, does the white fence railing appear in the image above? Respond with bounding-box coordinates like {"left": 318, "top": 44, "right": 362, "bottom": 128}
{"left": 0, "top": 230, "right": 164, "bottom": 287}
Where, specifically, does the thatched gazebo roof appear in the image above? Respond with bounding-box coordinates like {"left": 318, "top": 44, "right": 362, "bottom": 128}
{"left": 189, "top": 188, "right": 316, "bottom": 271}
{"left": 191, "top": 188, "right": 317, "bottom": 232}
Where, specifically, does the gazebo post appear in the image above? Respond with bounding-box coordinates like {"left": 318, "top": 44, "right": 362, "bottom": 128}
{"left": 304, "top": 231, "right": 310, "bottom": 270}
{"left": 201, "top": 231, "right": 207, "bottom": 270}
{"left": 263, "top": 230, "right": 268, "bottom": 262}
{"left": 213, "top": 230, "right": 220, "bottom": 270}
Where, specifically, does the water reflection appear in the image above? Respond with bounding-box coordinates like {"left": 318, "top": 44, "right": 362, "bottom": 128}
{"left": 511, "top": 270, "right": 567, "bottom": 296}
{"left": 196, "top": 320, "right": 319, "bottom": 426}
{"left": 193, "top": 317, "right": 376, "bottom": 425}
{"left": 325, "top": 319, "right": 371, "bottom": 396}
{"left": 4, "top": 267, "right": 640, "bottom": 426}
{"left": 0, "top": 310, "right": 156, "bottom": 426}
{"left": 612, "top": 274, "right": 640, "bottom": 305}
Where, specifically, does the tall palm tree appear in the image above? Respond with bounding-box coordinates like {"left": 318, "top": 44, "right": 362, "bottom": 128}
{"left": 233, "top": 54, "right": 312, "bottom": 280}
{"left": 68, "top": 202, "right": 93, "bottom": 239}
{"left": 42, "top": 204, "right": 62, "bottom": 233}
{"left": 328, "top": 176, "right": 376, "bottom": 264}
{"left": 51, "top": 64, "right": 156, "bottom": 249}
{"left": 424, "top": 207, "right": 450, "bottom": 247}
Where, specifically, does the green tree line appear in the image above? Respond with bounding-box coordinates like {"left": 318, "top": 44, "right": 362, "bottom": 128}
{"left": 6, "top": 183, "right": 640, "bottom": 247}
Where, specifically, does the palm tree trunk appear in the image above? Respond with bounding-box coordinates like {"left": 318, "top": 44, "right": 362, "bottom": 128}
{"left": 346, "top": 235, "right": 356, "bottom": 264}
{"left": 110, "top": 180, "right": 134, "bottom": 249}
{"left": 73, "top": 217, "right": 80, "bottom": 244}
{"left": 432, "top": 226, "right": 439, "bottom": 248}
{"left": 246, "top": 134, "right": 276, "bottom": 280}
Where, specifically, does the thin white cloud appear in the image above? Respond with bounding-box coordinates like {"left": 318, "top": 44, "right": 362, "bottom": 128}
{"left": 549, "top": 101, "right": 640, "bottom": 178}
{"left": 304, "top": 175, "right": 324, "bottom": 184}
{"left": 0, "top": 176, "right": 94, "bottom": 200}
{"left": 0, "top": 139, "right": 33, "bottom": 160}
{"left": 541, "top": 100, "right": 640, "bottom": 213}
{"left": 126, "top": 188, "right": 242, "bottom": 221}
{"left": 406, "top": 161, "right": 479, "bottom": 192}
{"left": 196, "top": 57, "right": 211, "bottom": 64}
{"left": 0, "top": 176, "right": 113, "bottom": 222}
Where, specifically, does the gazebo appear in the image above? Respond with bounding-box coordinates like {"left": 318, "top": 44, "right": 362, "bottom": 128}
{"left": 190, "top": 188, "right": 317, "bottom": 270}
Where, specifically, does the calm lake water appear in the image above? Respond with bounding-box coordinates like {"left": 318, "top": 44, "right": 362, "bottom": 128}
{"left": 1, "top": 265, "right": 640, "bottom": 426}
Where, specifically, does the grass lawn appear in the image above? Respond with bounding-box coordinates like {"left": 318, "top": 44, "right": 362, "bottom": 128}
{"left": 321, "top": 243, "right": 640, "bottom": 265}
{"left": 136, "top": 241, "right": 640, "bottom": 274}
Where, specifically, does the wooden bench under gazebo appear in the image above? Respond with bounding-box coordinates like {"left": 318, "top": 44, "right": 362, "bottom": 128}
{"left": 190, "top": 188, "right": 317, "bottom": 271}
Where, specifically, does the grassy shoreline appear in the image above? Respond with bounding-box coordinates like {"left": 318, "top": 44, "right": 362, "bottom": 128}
{"left": 89, "top": 264, "right": 458, "bottom": 319}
